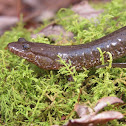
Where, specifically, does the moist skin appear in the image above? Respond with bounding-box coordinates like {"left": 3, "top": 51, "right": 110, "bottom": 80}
{"left": 7, "top": 26, "right": 126, "bottom": 70}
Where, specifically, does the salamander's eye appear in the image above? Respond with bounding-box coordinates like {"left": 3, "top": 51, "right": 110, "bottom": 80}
{"left": 18, "top": 38, "right": 27, "bottom": 42}
{"left": 22, "top": 43, "right": 30, "bottom": 50}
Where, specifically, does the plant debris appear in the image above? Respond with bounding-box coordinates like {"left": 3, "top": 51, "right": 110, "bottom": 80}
{"left": 72, "top": 1, "right": 103, "bottom": 19}
{"left": 65, "top": 111, "right": 123, "bottom": 126}
{"left": 31, "top": 23, "right": 74, "bottom": 42}
{"left": 62, "top": 96, "right": 124, "bottom": 126}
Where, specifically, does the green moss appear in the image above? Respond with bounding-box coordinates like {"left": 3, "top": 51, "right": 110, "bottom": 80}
{"left": 0, "top": 0, "right": 126, "bottom": 125}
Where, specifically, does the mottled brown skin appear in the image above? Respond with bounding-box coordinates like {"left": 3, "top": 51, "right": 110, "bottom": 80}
{"left": 7, "top": 26, "right": 126, "bottom": 70}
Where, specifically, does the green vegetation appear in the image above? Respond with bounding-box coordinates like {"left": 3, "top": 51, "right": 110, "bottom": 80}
{"left": 0, "top": 0, "right": 126, "bottom": 125}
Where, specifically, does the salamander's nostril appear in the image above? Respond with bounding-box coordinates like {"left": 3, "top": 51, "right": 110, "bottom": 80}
{"left": 7, "top": 43, "right": 12, "bottom": 50}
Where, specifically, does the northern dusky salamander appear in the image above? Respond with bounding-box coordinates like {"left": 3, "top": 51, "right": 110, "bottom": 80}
{"left": 7, "top": 26, "right": 126, "bottom": 70}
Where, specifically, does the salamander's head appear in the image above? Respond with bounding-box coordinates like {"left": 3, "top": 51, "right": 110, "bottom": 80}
{"left": 7, "top": 38, "right": 35, "bottom": 60}
{"left": 7, "top": 38, "right": 57, "bottom": 69}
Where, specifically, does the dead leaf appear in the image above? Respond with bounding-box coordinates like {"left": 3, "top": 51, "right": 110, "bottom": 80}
{"left": 31, "top": 24, "right": 74, "bottom": 42}
{"left": 74, "top": 103, "right": 93, "bottom": 117}
{"left": 89, "top": 111, "right": 123, "bottom": 124}
{"left": 72, "top": 1, "right": 103, "bottom": 19}
{"left": 24, "top": 0, "right": 81, "bottom": 21}
{"left": 65, "top": 111, "right": 123, "bottom": 126}
{"left": 53, "top": 96, "right": 124, "bottom": 126}
{"left": 94, "top": 96, "right": 124, "bottom": 113}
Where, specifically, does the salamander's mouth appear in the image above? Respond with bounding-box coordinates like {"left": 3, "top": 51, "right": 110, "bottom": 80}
{"left": 7, "top": 42, "right": 25, "bottom": 57}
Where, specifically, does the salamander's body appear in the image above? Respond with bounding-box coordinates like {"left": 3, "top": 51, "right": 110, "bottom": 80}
{"left": 7, "top": 26, "right": 126, "bottom": 70}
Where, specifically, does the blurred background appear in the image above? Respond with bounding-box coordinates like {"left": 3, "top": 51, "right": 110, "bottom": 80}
{"left": 0, "top": 0, "right": 110, "bottom": 36}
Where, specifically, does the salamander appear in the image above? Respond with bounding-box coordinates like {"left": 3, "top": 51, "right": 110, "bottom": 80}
{"left": 7, "top": 26, "right": 126, "bottom": 70}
